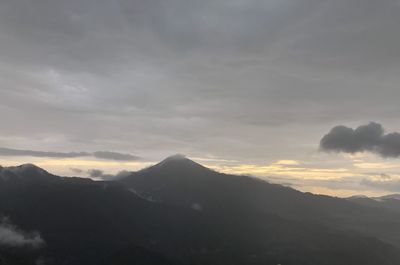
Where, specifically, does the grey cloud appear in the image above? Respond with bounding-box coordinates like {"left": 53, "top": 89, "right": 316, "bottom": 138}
{"left": 0, "top": 147, "right": 90, "bottom": 158}
{"left": 87, "top": 169, "right": 131, "bottom": 180}
{"left": 88, "top": 169, "right": 109, "bottom": 179}
{"left": 378, "top": 173, "right": 392, "bottom": 180}
{"left": 70, "top": 168, "right": 84, "bottom": 174}
{"left": 1, "top": 0, "right": 400, "bottom": 164}
{"left": 0, "top": 147, "right": 140, "bottom": 161}
{"left": 0, "top": 217, "right": 45, "bottom": 248}
{"left": 113, "top": 170, "right": 132, "bottom": 179}
{"left": 93, "top": 151, "right": 140, "bottom": 161}
{"left": 270, "top": 175, "right": 367, "bottom": 192}
{"left": 72, "top": 167, "right": 131, "bottom": 180}
{"left": 361, "top": 176, "right": 400, "bottom": 192}
{"left": 320, "top": 122, "right": 400, "bottom": 158}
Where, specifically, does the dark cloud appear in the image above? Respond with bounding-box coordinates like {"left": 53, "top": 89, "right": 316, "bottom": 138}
{"left": 320, "top": 122, "right": 400, "bottom": 158}
{"left": 87, "top": 169, "right": 131, "bottom": 180}
{"left": 88, "top": 169, "right": 105, "bottom": 178}
{"left": 0, "top": 147, "right": 140, "bottom": 161}
{"left": 72, "top": 167, "right": 131, "bottom": 180}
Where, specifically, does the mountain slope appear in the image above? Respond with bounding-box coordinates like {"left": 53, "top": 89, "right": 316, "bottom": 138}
{"left": 348, "top": 194, "right": 400, "bottom": 214}
{"left": 1, "top": 162, "right": 400, "bottom": 264}
{"left": 119, "top": 155, "right": 400, "bottom": 248}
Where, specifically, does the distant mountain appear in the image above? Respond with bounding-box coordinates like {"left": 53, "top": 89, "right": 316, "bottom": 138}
{"left": 348, "top": 194, "right": 400, "bottom": 214}
{"left": 0, "top": 164, "right": 58, "bottom": 184}
{"left": 1, "top": 159, "right": 400, "bottom": 264}
{"left": 348, "top": 194, "right": 400, "bottom": 203}
{"left": 378, "top": 194, "right": 400, "bottom": 201}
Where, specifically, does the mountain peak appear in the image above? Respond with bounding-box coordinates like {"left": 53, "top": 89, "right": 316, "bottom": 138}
{"left": 19, "top": 163, "right": 42, "bottom": 169}
{"left": 156, "top": 154, "right": 205, "bottom": 168}
{"left": 137, "top": 154, "right": 212, "bottom": 175}
{"left": 13, "top": 163, "right": 47, "bottom": 173}
{"left": 162, "top": 154, "right": 188, "bottom": 162}
{"left": 0, "top": 163, "right": 56, "bottom": 183}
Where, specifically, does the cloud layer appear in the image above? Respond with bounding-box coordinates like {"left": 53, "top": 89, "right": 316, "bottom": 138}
{"left": 0, "top": 147, "right": 139, "bottom": 161}
{"left": 1, "top": 0, "right": 400, "bottom": 195}
{"left": 87, "top": 169, "right": 131, "bottom": 180}
{"left": 320, "top": 122, "right": 400, "bottom": 158}
{"left": 0, "top": 217, "right": 45, "bottom": 248}
{"left": 69, "top": 167, "right": 131, "bottom": 180}
{"left": 1, "top": 0, "right": 400, "bottom": 163}
{"left": 361, "top": 174, "right": 400, "bottom": 192}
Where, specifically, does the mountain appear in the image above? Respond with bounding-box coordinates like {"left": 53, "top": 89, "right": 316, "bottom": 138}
{"left": 378, "top": 194, "right": 400, "bottom": 201}
{"left": 348, "top": 194, "right": 400, "bottom": 214}
{"left": 119, "top": 154, "right": 316, "bottom": 215}
{"left": 0, "top": 164, "right": 216, "bottom": 265}
{"left": 1, "top": 159, "right": 400, "bottom": 264}
{"left": 0, "top": 164, "right": 59, "bottom": 184}
{"left": 119, "top": 155, "right": 400, "bottom": 248}
{"left": 349, "top": 194, "right": 400, "bottom": 202}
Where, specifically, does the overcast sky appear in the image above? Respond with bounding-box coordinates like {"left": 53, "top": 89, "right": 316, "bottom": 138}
{"left": 1, "top": 0, "right": 400, "bottom": 197}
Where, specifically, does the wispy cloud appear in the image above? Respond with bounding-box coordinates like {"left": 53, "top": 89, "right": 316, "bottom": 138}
{"left": 0, "top": 147, "right": 90, "bottom": 158}
{"left": 70, "top": 168, "right": 131, "bottom": 180}
{"left": 0, "top": 217, "right": 45, "bottom": 248}
{"left": 0, "top": 147, "right": 140, "bottom": 161}
{"left": 361, "top": 174, "right": 400, "bottom": 192}
{"left": 88, "top": 169, "right": 131, "bottom": 180}
{"left": 212, "top": 160, "right": 352, "bottom": 180}
{"left": 92, "top": 151, "right": 139, "bottom": 161}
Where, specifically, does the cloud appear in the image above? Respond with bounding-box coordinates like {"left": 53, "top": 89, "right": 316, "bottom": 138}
{"left": 93, "top": 151, "right": 140, "bottom": 161}
{"left": 86, "top": 169, "right": 131, "bottom": 180}
{"left": 1, "top": 0, "right": 400, "bottom": 166}
{"left": 360, "top": 174, "right": 400, "bottom": 192}
{"left": 0, "top": 217, "right": 45, "bottom": 248}
{"left": 0, "top": 147, "right": 140, "bottom": 161}
{"left": 0, "top": 147, "right": 90, "bottom": 158}
{"left": 275, "top": 160, "right": 301, "bottom": 166}
{"left": 87, "top": 169, "right": 106, "bottom": 178}
{"left": 1, "top": 0, "right": 400, "bottom": 200}
{"left": 320, "top": 122, "right": 400, "bottom": 158}
{"left": 70, "top": 167, "right": 84, "bottom": 174}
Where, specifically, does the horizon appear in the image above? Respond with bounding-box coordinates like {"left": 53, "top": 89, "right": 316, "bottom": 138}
{"left": 0, "top": 153, "right": 397, "bottom": 198}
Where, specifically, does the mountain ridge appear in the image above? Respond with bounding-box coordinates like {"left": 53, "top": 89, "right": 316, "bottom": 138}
{"left": 2, "top": 158, "right": 400, "bottom": 264}
{"left": 119, "top": 156, "right": 400, "bottom": 249}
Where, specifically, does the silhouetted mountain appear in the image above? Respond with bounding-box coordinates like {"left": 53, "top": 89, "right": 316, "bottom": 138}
{"left": 0, "top": 164, "right": 58, "bottom": 184}
{"left": 120, "top": 155, "right": 400, "bottom": 248}
{"left": 0, "top": 166, "right": 206, "bottom": 265}
{"left": 1, "top": 160, "right": 400, "bottom": 264}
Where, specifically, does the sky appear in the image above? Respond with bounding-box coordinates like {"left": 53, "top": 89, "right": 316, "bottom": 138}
{"left": 1, "top": 0, "right": 400, "bottom": 197}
